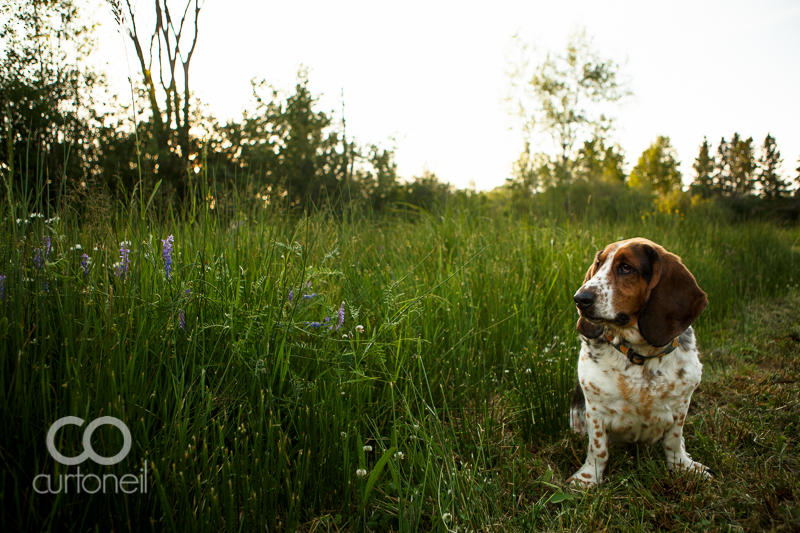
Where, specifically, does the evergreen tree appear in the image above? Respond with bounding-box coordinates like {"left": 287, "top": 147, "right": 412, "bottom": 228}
{"left": 629, "top": 136, "right": 682, "bottom": 195}
{"left": 691, "top": 137, "right": 715, "bottom": 198}
{"left": 757, "top": 133, "right": 786, "bottom": 199}
{"left": 730, "top": 135, "right": 756, "bottom": 196}
{"left": 795, "top": 156, "right": 800, "bottom": 196}
{"left": 713, "top": 136, "right": 731, "bottom": 194}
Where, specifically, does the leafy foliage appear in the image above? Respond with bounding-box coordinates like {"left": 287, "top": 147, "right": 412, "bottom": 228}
{"left": 507, "top": 29, "right": 630, "bottom": 184}
{"left": 0, "top": 0, "right": 104, "bottom": 202}
{"left": 628, "top": 136, "right": 682, "bottom": 195}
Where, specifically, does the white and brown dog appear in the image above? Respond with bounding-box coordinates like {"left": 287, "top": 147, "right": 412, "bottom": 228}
{"left": 568, "top": 238, "right": 713, "bottom": 488}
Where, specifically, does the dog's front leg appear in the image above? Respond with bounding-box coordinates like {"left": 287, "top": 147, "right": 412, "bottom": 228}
{"left": 662, "top": 411, "right": 713, "bottom": 478}
{"left": 567, "top": 405, "right": 609, "bottom": 488}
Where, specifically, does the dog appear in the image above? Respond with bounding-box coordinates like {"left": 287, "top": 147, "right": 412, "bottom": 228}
{"left": 567, "top": 237, "right": 712, "bottom": 487}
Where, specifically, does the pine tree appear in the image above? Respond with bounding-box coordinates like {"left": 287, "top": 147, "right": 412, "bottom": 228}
{"left": 795, "top": 156, "right": 800, "bottom": 196}
{"left": 713, "top": 136, "right": 731, "bottom": 195}
{"left": 691, "top": 137, "right": 715, "bottom": 198}
{"left": 757, "top": 133, "right": 786, "bottom": 200}
{"left": 730, "top": 135, "right": 756, "bottom": 197}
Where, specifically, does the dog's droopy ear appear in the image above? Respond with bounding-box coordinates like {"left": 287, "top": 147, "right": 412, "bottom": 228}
{"left": 638, "top": 249, "right": 707, "bottom": 347}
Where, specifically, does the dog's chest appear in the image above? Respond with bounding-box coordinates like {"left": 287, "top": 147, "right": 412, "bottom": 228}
{"left": 577, "top": 340, "right": 702, "bottom": 444}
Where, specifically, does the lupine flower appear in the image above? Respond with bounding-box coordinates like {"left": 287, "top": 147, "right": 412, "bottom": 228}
{"left": 81, "top": 254, "right": 90, "bottom": 278}
{"left": 336, "top": 301, "right": 345, "bottom": 331}
{"left": 162, "top": 235, "right": 174, "bottom": 281}
{"left": 0, "top": 274, "right": 5, "bottom": 302}
{"left": 116, "top": 241, "right": 131, "bottom": 277}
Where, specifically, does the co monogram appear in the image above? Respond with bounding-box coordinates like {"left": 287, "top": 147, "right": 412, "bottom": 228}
{"left": 46, "top": 416, "right": 132, "bottom": 466}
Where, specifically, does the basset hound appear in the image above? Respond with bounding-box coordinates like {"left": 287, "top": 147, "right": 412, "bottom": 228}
{"left": 568, "top": 237, "right": 713, "bottom": 488}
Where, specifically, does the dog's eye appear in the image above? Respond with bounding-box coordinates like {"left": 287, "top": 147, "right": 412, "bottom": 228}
{"left": 619, "top": 263, "right": 632, "bottom": 274}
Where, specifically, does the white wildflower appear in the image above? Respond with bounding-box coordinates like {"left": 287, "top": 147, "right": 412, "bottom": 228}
{"left": 363, "top": 445, "right": 373, "bottom": 452}
{"left": 356, "top": 468, "right": 367, "bottom": 478}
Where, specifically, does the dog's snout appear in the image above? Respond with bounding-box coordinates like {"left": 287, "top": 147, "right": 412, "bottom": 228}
{"left": 573, "top": 290, "right": 595, "bottom": 310}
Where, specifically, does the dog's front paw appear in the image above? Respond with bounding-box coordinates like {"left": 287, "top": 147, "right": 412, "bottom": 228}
{"left": 567, "top": 470, "right": 600, "bottom": 489}
{"left": 668, "top": 460, "right": 714, "bottom": 479}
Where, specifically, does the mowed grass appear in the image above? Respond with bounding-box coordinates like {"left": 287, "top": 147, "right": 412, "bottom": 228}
{"left": 1, "top": 196, "right": 798, "bottom": 532}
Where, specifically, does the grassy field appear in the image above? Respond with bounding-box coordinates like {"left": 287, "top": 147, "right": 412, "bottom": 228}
{"left": 1, "top": 194, "right": 799, "bottom": 532}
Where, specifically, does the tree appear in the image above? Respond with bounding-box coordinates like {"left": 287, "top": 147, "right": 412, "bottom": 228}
{"left": 713, "top": 133, "right": 757, "bottom": 197}
{"left": 757, "top": 133, "right": 786, "bottom": 199}
{"left": 206, "top": 71, "right": 399, "bottom": 211}
{"left": 628, "top": 136, "right": 682, "bottom": 195}
{"left": 1, "top": 0, "right": 103, "bottom": 201}
{"left": 712, "top": 136, "right": 731, "bottom": 194}
{"left": 507, "top": 29, "right": 630, "bottom": 185}
{"left": 796, "top": 157, "right": 800, "bottom": 196}
{"left": 109, "top": 0, "right": 204, "bottom": 199}
{"left": 574, "top": 135, "right": 625, "bottom": 184}
{"left": 690, "top": 137, "right": 715, "bottom": 198}
{"left": 729, "top": 135, "right": 756, "bottom": 197}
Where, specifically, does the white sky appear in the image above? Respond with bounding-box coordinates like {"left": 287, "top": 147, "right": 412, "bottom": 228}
{"left": 92, "top": 0, "right": 800, "bottom": 191}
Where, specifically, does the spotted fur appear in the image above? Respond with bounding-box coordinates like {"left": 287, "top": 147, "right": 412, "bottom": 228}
{"left": 568, "top": 238, "right": 711, "bottom": 488}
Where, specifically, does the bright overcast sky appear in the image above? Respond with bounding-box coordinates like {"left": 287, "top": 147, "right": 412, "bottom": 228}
{"left": 92, "top": 0, "right": 800, "bottom": 191}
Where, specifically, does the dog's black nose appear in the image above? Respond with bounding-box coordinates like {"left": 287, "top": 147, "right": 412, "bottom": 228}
{"left": 573, "top": 291, "right": 595, "bottom": 310}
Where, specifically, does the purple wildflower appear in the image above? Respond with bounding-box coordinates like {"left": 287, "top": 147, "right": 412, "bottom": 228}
{"left": 336, "top": 301, "right": 345, "bottom": 331}
{"left": 34, "top": 236, "right": 51, "bottom": 271}
{"left": 116, "top": 241, "right": 131, "bottom": 278}
{"left": 288, "top": 290, "right": 294, "bottom": 303}
{"left": 81, "top": 254, "right": 90, "bottom": 278}
{"left": 162, "top": 235, "right": 174, "bottom": 281}
{"left": 302, "top": 293, "right": 317, "bottom": 300}
{"left": 0, "top": 274, "right": 5, "bottom": 302}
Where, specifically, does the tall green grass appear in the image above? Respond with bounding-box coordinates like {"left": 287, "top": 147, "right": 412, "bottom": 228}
{"left": 1, "top": 189, "right": 797, "bottom": 531}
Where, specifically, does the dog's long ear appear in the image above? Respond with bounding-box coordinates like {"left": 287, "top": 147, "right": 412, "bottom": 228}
{"left": 638, "top": 249, "right": 707, "bottom": 347}
{"left": 576, "top": 250, "right": 604, "bottom": 339}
